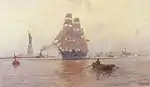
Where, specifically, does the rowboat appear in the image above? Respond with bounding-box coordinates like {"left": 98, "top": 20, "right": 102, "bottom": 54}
{"left": 92, "top": 62, "right": 117, "bottom": 71}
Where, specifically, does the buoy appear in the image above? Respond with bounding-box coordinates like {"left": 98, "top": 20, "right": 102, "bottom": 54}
{"left": 12, "top": 54, "right": 20, "bottom": 68}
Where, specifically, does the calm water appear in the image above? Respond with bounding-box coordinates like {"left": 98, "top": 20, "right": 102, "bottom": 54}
{"left": 1, "top": 57, "right": 150, "bottom": 87}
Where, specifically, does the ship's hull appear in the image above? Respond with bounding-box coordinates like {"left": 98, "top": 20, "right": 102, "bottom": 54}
{"left": 121, "top": 52, "right": 135, "bottom": 57}
{"left": 60, "top": 51, "right": 87, "bottom": 60}
{"left": 61, "top": 55, "right": 86, "bottom": 60}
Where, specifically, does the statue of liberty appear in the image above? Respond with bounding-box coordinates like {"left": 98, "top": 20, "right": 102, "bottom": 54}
{"left": 27, "top": 31, "right": 34, "bottom": 56}
{"left": 28, "top": 31, "right": 32, "bottom": 45}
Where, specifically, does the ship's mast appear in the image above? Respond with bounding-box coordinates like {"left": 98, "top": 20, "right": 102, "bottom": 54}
{"left": 53, "top": 13, "right": 89, "bottom": 53}
{"left": 72, "top": 17, "right": 88, "bottom": 53}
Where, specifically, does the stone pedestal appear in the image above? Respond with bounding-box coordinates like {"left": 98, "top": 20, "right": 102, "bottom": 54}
{"left": 27, "top": 44, "right": 33, "bottom": 56}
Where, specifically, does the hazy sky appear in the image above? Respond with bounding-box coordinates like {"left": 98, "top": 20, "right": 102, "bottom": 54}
{"left": 0, "top": 0, "right": 150, "bottom": 56}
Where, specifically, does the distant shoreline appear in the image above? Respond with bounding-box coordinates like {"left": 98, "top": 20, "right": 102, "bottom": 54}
{"left": 0, "top": 57, "right": 119, "bottom": 60}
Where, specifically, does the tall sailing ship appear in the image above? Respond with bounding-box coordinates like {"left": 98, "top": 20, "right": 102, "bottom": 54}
{"left": 53, "top": 13, "right": 89, "bottom": 60}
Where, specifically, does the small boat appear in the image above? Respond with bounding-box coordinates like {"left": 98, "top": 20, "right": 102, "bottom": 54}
{"left": 92, "top": 62, "right": 117, "bottom": 71}
{"left": 121, "top": 48, "right": 136, "bottom": 57}
{"left": 107, "top": 52, "right": 117, "bottom": 57}
{"left": 35, "top": 49, "right": 45, "bottom": 58}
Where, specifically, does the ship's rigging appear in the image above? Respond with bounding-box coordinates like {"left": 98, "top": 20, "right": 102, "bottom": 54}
{"left": 42, "top": 13, "right": 89, "bottom": 58}
{"left": 53, "top": 13, "right": 89, "bottom": 53}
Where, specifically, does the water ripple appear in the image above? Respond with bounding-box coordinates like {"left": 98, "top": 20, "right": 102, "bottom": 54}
{"left": 2, "top": 57, "right": 150, "bottom": 87}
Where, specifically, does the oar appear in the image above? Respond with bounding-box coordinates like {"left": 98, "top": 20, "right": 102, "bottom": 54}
{"left": 79, "top": 64, "right": 92, "bottom": 73}
{"left": 84, "top": 65, "right": 92, "bottom": 68}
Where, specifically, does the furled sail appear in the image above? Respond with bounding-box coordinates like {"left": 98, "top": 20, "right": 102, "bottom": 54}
{"left": 53, "top": 13, "right": 89, "bottom": 54}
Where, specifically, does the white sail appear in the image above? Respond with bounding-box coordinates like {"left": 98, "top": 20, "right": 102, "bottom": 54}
{"left": 51, "top": 13, "right": 89, "bottom": 53}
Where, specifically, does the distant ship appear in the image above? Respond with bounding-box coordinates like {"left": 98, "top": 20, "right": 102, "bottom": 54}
{"left": 121, "top": 48, "right": 137, "bottom": 57}
{"left": 52, "top": 13, "right": 89, "bottom": 60}
{"left": 107, "top": 52, "right": 117, "bottom": 57}
{"left": 94, "top": 52, "right": 103, "bottom": 57}
{"left": 94, "top": 52, "right": 117, "bottom": 58}
{"left": 35, "top": 49, "right": 45, "bottom": 58}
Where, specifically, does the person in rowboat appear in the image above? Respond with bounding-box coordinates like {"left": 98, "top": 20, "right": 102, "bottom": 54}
{"left": 92, "top": 59, "right": 101, "bottom": 70}
{"left": 95, "top": 59, "right": 100, "bottom": 65}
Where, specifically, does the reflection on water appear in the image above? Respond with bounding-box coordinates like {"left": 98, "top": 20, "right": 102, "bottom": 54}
{"left": 94, "top": 64, "right": 118, "bottom": 79}
{"left": 95, "top": 69, "right": 114, "bottom": 80}
{"left": 2, "top": 57, "right": 150, "bottom": 87}
{"left": 59, "top": 60, "right": 86, "bottom": 87}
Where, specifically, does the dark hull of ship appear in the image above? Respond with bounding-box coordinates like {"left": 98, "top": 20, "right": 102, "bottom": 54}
{"left": 60, "top": 51, "right": 87, "bottom": 60}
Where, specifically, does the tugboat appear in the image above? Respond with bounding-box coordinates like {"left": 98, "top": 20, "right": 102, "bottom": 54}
{"left": 35, "top": 49, "right": 45, "bottom": 58}
{"left": 12, "top": 54, "right": 20, "bottom": 68}
{"left": 51, "top": 13, "right": 89, "bottom": 60}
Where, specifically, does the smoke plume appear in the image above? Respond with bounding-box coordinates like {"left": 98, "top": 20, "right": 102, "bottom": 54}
{"left": 67, "top": 0, "right": 92, "bottom": 11}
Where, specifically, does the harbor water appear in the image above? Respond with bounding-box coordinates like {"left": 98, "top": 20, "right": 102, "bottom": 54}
{"left": 1, "top": 56, "right": 150, "bottom": 87}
